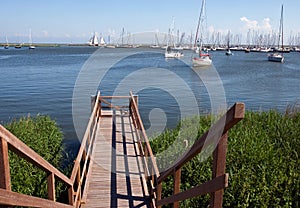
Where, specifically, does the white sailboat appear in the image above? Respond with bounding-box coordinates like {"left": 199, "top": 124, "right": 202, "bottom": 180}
{"left": 192, "top": 0, "right": 212, "bottom": 66}
{"left": 88, "top": 32, "right": 99, "bottom": 46}
{"left": 29, "top": 29, "right": 35, "bottom": 49}
{"left": 4, "top": 35, "right": 9, "bottom": 49}
{"left": 99, "top": 36, "right": 106, "bottom": 46}
{"left": 165, "top": 20, "right": 184, "bottom": 58}
{"left": 225, "top": 30, "right": 233, "bottom": 56}
{"left": 268, "top": 4, "right": 284, "bottom": 63}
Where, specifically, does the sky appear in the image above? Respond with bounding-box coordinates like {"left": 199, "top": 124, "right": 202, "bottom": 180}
{"left": 1, "top": 0, "right": 300, "bottom": 44}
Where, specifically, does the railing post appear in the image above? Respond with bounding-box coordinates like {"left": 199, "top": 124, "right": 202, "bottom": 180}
{"left": 0, "top": 137, "right": 11, "bottom": 190}
{"left": 133, "top": 95, "right": 138, "bottom": 108}
{"left": 210, "top": 132, "right": 228, "bottom": 208}
{"left": 76, "top": 168, "right": 81, "bottom": 204}
{"left": 91, "top": 95, "right": 96, "bottom": 113}
{"left": 156, "top": 182, "right": 162, "bottom": 208}
{"left": 173, "top": 168, "right": 181, "bottom": 208}
{"left": 68, "top": 186, "right": 75, "bottom": 205}
{"left": 47, "top": 172, "right": 56, "bottom": 201}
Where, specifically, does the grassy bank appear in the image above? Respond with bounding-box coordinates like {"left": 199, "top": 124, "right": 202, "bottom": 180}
{"left": 4, "top": 115, "right": 70, "bottom": 202}
{"left": 150, "top": 110, "right": 300, "bottom": 207}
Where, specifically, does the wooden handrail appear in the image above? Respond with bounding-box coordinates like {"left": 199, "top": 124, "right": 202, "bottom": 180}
{"left": 156, "top": 102, "right": 245, "bottom": 208}
{"left": 0, "top": 189, "right": 73, "bottom": 208}
{"left": 129, "top": 91, "right": 160, "bottom": 203}
{"left": 0, "top": 125, "right": 73, "bottom": 207}
{"left": 70, "top": 91, "right": 101, "bottom": 206}
{"left": 158, "top": 103, "right": 244, "bottom": 183}
{"left": 0, "top": 126, "right": 73, "bottom": 186}
{"left": 129, "top": 91, "right": 160, "bottom": 176}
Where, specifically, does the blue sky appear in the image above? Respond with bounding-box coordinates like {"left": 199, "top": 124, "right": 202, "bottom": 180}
{"left": 1, "top": 0, "right": 300, "bottom": 44}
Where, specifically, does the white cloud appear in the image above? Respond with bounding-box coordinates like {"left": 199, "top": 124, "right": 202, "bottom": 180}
{"left": 240, "top": 17, "right": 273, "bottom": 33}
{"left": 240, "top": 17, "right": 259, "bottom": 30}
{"left": 262, "top": 18, "right": 272, "bottom": 32}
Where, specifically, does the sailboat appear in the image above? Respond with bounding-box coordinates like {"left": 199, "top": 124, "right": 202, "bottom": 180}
{"left": 268, "top": 5, "right": 284, "bottom": 62}
{"left": 4, "top": 35, "right": 9, "bottom": 49}
{"left": 192, "top": 0, "right": 212, "bottom": 66}
{"left": 28, "top": 29, "right": 36, "bottom": 49}
{"left": 88, "top": 32, "right": 99, "bottom": 46}
{"left": 165, "top": 19, "right": 184, "bottom": 58}
{"left": 225, "top": 30, "right": 233, "bottom": 56}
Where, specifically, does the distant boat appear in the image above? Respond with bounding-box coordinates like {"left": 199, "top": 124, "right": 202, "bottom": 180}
{"left": 28, "top": 29, "right": 35, "bottom": 49}
{"left": 165, "top": 19, "right": 184, "bottom": 58}
{"left": 88, "top": 32, "right": 99, "bottom": 46}
{"left": 226, "top": 49, "right": 233, "bottom": 56}
{"left": 99, "top": 36, "right": 106, "bottom": 47}
{"left": 165, "top": 46, "right": 184, "bottom": 58}
{"left": 192, "top": 0, "right": 212, "bottom": 66}
{"left": 244, "top": 48, "right": 250, "bottom": 53}
{"left": 150, "top": 33, "right": 161, "bottom": 48}
{"left": 268, "top": 5, "right": 284, "bottom": 63}
{"left": 15, "top": 43, "right": 22, "bottom": 49}
{"left": 4, "top": 35, "right": 9, "bottom": 49}
{"left": 225, "top": 30, "right": 233, "bottom": 56}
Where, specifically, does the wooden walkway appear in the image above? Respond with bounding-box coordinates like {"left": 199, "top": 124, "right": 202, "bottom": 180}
{"left": 82, "top": 110, "right": 151, "bottom": 208}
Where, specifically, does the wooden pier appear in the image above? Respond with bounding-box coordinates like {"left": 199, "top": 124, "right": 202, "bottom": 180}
{"left": 0, "top": 91, "right": 244, "bottom": 208}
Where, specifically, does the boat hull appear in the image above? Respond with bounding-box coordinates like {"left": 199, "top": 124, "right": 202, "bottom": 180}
{"left": 192, "top": 56, "right": 212, "bottom": 66}
{"left": 268, "top": 53, "right": 284, "bottom": 62}
{"left": 225, "top": 50, "right": 233, "bottom": 56}
{"left": 165, "top": 51, "right": 184, "bottom": 58}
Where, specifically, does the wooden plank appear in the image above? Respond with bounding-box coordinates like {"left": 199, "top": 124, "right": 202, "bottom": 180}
{"left": 0, "top": 189, "right": 73, "bottom": 208}
{"left": 82, "top": 110, "right": 151, "bottom": 208}
{"left": 47, "top": 173, "right": 55, "bottom": 201}
{"left": 156, "top": 174, "right": 228, "bottom": 207}
{"left": 0, "top": 137, "right": 11, "bottom": 190}
{"left": 173, "top": 168, "right": 181, "bottom": 208}
{"left": 210, "top": 132, "right": 228, "bottom": 208}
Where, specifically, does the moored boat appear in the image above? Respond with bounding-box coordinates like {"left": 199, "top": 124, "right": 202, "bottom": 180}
{"left": 268, "top": 53, "right": 284, "bottom": 62}
{"left": 268, "top": 4, "right": 284, "bottom": 63}
{"left": 165, "top": 46, "right": 184, "bottom": 58}
{"left": 192, "top": 0, "right": 212, "bottom": 66}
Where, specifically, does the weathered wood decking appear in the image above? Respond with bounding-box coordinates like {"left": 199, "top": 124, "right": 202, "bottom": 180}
{"left": 82, "top": 110, "right": 151, "bottom": 208}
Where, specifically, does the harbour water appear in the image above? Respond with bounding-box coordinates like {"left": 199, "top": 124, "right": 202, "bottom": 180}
{"left": 0, "top": 47, "right": 299, "bottom": 156}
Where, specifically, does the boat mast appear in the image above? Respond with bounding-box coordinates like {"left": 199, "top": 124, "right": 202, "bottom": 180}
{"left": 194, "top": 0, "right": 205, "bottom": 48}
{"left": 281, "top": 4, "right": 284, "bottom": 55}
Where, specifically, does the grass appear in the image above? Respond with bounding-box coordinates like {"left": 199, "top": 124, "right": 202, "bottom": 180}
{"left": 150, "top": 109, "right": 300, "bottom": 207}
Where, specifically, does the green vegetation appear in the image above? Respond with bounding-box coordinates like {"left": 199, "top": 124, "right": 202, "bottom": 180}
{"left": 5, "top": 115, "right": 69, "bottom": 202}
{"left": 150, "top": 110, "right": 300, "bottom": 207}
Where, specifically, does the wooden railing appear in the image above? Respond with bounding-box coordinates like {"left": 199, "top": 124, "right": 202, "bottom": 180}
{"left": 0, "top": 91, "right": 103, "bottom": 208}
{"left": 155, "top": 103, "right": 245, "bottom": 208}
{"left": 70, "top": 91, "right": 102, "bottom": 207}
{"left": 0, "top": 124, "right": 74, "bottom": 207}
{"left": 129, "top": 91, "right": 160, "bottom": 205}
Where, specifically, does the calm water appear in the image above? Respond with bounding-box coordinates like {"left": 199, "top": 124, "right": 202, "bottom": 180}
{"left": 0, "top": 47, "right": 299, "bottom": 156}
